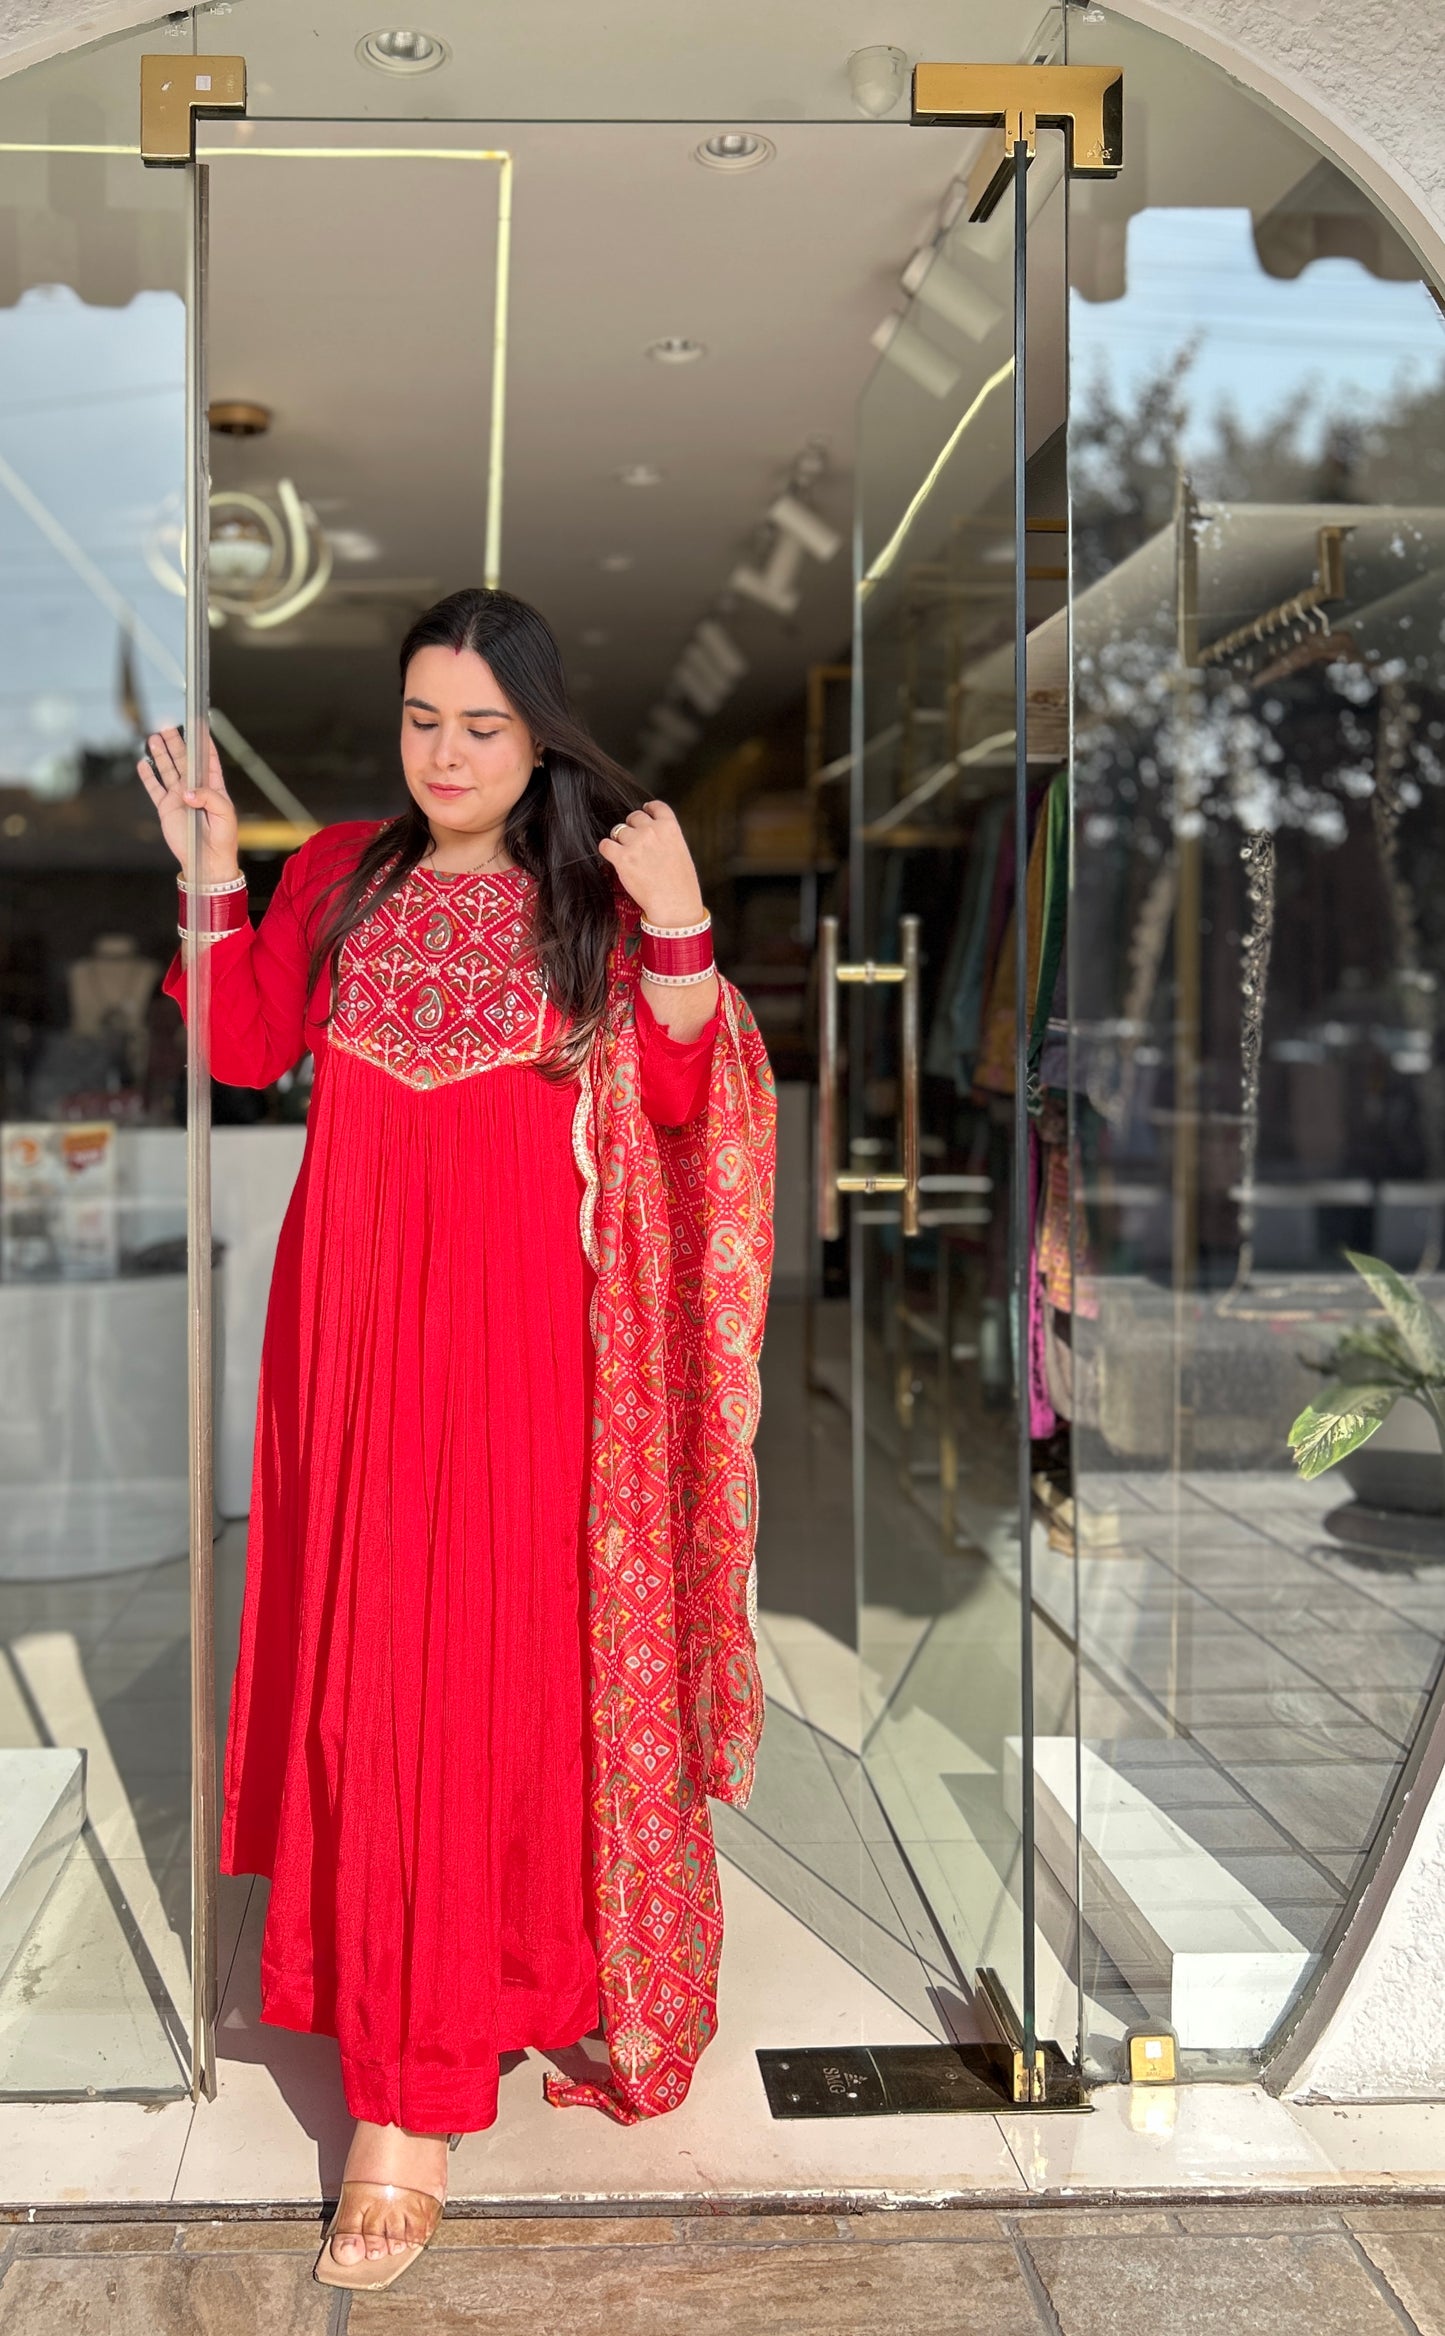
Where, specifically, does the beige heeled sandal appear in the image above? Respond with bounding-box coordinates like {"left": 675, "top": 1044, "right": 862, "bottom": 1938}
{"left": 313, "top": 2133, "right": 460, "bottom": 2292}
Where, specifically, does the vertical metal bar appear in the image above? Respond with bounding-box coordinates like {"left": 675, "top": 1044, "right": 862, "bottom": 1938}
{"left": 1060, "top": 90, "right": 1088, "bottom": 2084}
{"left": 1011, "top": 135, "right": 1038, "bottom": 2077}
{"left": 185, "top": 157, "right": 218, "bottom": 2104}
{"left": 899, "top": 914, "right": 920, "bottom": 1237}
{"left": 817, "top": 916, "right": 841, "bottom": 1242}
{"left": 1171, "top": 469, "right": 1202, "bottom": 1493}
{"left": 483, "top": 151, "right": 512, "bottom": 588}
{"left": 848, "top": 493, "right": 868, "bottom": 1704}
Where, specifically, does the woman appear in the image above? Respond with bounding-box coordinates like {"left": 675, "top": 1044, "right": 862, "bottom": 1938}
{"left": 141, "top": 588, "right": 774, "bottom": 2291}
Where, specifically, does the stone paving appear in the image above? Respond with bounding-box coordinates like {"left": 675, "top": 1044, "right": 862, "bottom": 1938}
{"left": 1, "top": 2201, "right": 1443, "bottom": 2334}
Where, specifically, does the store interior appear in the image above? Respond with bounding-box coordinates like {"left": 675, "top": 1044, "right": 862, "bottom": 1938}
{"left": 1, "top": 0, "right": 1444, "bottom": 2176}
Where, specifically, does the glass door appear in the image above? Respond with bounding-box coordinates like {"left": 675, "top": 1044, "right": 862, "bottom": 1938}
{"left": 0, "top": 47, "right": 514, "bottom": 2109}
{"left": 830, "top": 88, "right": 1080, "bottom": 2099}
{"left": 0, "top": 25, "right": 209, "bottom": 2100}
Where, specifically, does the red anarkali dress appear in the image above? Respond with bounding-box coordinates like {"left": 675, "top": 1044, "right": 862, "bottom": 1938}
{"left": 165, "top": 822, "right": 753, "bottom": 2134}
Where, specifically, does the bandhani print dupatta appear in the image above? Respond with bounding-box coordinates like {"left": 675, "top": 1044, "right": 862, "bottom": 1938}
{"left": 545, "top": 936, "right": 776, "bottom": 2122}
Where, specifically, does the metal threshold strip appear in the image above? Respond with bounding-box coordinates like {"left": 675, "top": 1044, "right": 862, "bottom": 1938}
{"left": 758, "top": 1972, "right": 1089, "bottom": 2119}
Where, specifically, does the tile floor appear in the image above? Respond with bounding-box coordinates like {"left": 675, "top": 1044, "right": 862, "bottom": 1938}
{"left": 2, "top": 2200, "right": 1445, "bottom": 2334}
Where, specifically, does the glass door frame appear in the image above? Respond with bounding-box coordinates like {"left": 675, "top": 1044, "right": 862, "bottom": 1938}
{"left": 144, "top": 72, "right": 519, "bottom": 2098}
{"left": 826, "top": 59, "right": 1125, "bottom": 2108}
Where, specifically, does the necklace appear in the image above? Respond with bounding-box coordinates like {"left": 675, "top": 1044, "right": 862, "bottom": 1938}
{"left": 423, "top": 837, "right": 511, "bottom": 876}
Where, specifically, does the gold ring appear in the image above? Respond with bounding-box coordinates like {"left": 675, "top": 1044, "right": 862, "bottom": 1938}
{"left": 610, "top": 821, "right": 630, "bottom": 841}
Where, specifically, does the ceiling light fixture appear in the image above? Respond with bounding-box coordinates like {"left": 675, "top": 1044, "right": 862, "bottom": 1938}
{"left": 148, "top": 479, "right": 334, "bottom": 632}
{"left": 847, "top": 44, "right": 908, "bottom": 118}
{"left": 900, "top": 245, "right": 1005, "bottom": 343}
{"left": 635, "top": 438, "right": 834, "bottom": 781}
{"left": 646, "top": 336, "right": 706, "bottom": 366}
{"left": 616, "top": 463, "right": 664, "bottom": 487}
{"left": 646, "top": 705, "right": 702, "bottom": 753}
{"left": 694, "top": 131, "right": 776, "bottom": 172}
{"left": 208, "top": 399, "right": 271, "bottom": 439}
{"left": 695, "top": 619, "right": 748, "bottom": 682}
{"left": 356, "top": 28, "right": 450, "bottom": 74}
{"left": 768, "top": 491, "right": 842, "bottom": 566}
{"left": 675, "top": 657, "right": 730, "bottom": 717}
{"left": 729, "top": 533, "right": 805, "bottom": 618}
{"left": 870, "top": 311, "right": 961, "bottom": 399}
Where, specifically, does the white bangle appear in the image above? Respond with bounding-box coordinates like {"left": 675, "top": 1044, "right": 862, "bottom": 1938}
{"left": 642, "top": 962, "right": 716, "bottom": 986}
{"left": 178, "top": 872, "right": 247, "bottom": 896}
{"left": 640, "top": 914, "right": 711, "bottom": 939}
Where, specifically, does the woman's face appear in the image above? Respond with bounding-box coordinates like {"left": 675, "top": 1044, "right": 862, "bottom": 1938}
{"left": 400, "top": 644, "right": 539, "bottom": 839}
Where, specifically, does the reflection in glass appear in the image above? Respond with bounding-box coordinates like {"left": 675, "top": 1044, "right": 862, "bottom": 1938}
{"left": 851, "top": 120, "right": 1075, "bottom": 2064}
{"left": 0, "top": 144, "right": 193, "bottom": 2095}
{"left": 1064, "top": 10, "right": 1445, "bottom": 2073}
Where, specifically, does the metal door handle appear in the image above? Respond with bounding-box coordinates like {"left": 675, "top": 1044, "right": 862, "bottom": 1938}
{"left": 816, "top": 913, "right": 921, "bottom": 1239}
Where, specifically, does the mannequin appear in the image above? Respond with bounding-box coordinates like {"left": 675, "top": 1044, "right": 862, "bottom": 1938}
{"left": 68, "top": 934, "right": 160, "bottom": 1077}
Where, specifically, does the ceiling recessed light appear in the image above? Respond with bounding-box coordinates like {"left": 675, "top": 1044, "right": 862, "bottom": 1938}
{"left": 599, "top": 553, "right": 634, "bottom": 573}
{"left": 208, "top": 399, "right": 271, "bottom": 438}
{"left": 646, "top": 337, "right": 706, "bottom": 366}
{"left": 616, "top": 463, "right": 664, "bottom": 488}
{"left": 356, "top": 28, "right": 449, "bottom": 74}
{"left": 694, "top": 131, "right": 776, "bottom": 172}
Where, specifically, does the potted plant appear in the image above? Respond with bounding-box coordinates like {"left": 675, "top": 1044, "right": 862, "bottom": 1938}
{"left": 1288, "top": 1253, "right": 1445, "bottom": 1543}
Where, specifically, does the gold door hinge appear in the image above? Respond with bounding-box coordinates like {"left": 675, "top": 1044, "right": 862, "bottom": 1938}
{"left": 141, "top": 54, "right": 247, "bottom": 167}
{"left": 912, "top": 62, "right": 1123, "bottom": 219}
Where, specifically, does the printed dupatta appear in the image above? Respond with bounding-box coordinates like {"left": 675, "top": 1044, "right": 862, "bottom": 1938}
{"left": 545, "top": 941, "right": 776, "bottom": 2122}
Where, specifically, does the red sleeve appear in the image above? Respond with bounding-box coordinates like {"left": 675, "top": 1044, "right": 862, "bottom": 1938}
{"left": 161, "top": 833, "right": 336, "bottom": 1088}
{"left": 636, "top": 988, "right": 718, "bottom": 1128}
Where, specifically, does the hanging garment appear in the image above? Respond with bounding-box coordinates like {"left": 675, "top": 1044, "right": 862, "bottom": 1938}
{"left": 924, "top": 796, "right": 1008, "bottom": 1093}
{"left": 1026, "top": 1127, "right": 1058, "bottom": 1439}
{"left": 972, "top": 775, "right": 1063, "bottom": 1101}
{"left": 165, "top": 825, "right": 774, "bottom": 2132}
{"left": 1028, "top": 775, "right": 1070, "bottom": 1082}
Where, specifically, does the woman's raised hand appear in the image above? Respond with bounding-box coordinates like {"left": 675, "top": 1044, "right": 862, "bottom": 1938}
{"left": 135, "top": 725, "right": 241, "bottom": 885}
{"left": 598, "top": 801, "right": 707, "bottom": 928}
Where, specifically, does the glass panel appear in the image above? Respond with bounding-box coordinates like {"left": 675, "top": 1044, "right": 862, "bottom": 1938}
{"left": 1065, "top": 7, "right": 1445, "bottom": 2075}
{"left": 0, "top": 48, "right": 194, "bottom": 2094}
{"left": 852, "top": 117, "right": 1073, "bottom": 2058}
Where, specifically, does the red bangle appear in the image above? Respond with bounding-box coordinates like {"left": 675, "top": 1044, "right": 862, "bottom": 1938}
{"left": 176, "top": 884, "right": 250, "bottom": 936}
{"left": 640, "top": 919, "right": 713, "bottom": 979}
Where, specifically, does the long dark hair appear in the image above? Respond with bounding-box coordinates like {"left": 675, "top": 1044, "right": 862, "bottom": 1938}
{"left": 307, "top": 587, "right": 647, "bottom": 1061}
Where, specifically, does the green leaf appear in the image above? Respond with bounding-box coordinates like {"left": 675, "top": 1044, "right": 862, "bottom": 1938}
{"left": 1287, "top": 1383, "right": 1399, "bottom": 1479}
{"left": 1344, "top": 1251, "right": 1445, "bottom": 1384}
{"left": 1325, "top": 1324, "right": 1420, "bottom": 1387}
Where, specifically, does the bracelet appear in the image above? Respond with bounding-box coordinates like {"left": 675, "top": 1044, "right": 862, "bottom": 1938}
{"left": 177, "top": 925, "right": 249, "bottom": 946}
{"left": 640, "top": 914, "right": 714, "bottom": 981}
{"left": 177, "top": 887, "right": 251, "bottom": 937}
{"left": 642, "top": 961, "right": 716, "bottom": 987}
{"left": 178, "top": 872, "right": 247, "bottom": 896}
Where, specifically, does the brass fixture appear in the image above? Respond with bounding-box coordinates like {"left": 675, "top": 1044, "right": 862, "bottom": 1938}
{"left": 1127, "top": 2029, "right": 1180, "bottom": 2085}
{"left": 912, "top": 62, "right": 1123, "bottom": 218}
{"left": 816, "top": 914, "right": 921, "bottom": 1240}
{"left": 139, "top": 54, "right": 246, "bottom": 168}
{"left": 1197, "top": 523, "right": 1352, "bottom": 669}
{"left": 975, "top": 1966, "right": 1048, "bottom": 2105}
{"left": 208, "top": 400, "right": 272, "bottom": 439}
